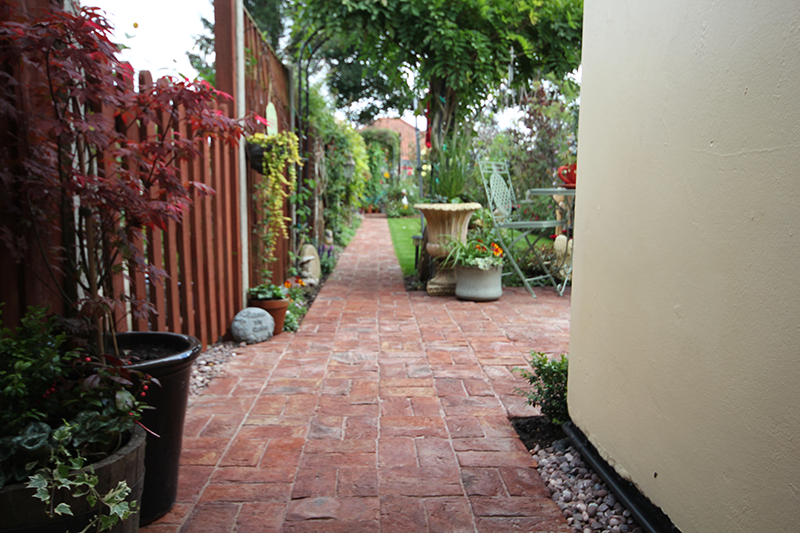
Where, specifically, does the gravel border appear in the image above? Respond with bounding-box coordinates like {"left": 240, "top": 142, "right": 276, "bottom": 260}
{"left": 189, "top": 341, "right": 240, "bottom": 401}
{"left": 533, "top": 440, "right": 643, "bottom": 533}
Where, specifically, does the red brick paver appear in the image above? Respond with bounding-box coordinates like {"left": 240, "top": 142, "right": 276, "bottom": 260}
{"left": 142, "top": 216, "right": 571, "bottom": 533}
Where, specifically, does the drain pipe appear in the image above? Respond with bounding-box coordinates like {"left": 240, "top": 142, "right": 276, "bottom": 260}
{"left": 562, "top": 422, "right": 681, "bottom": 533}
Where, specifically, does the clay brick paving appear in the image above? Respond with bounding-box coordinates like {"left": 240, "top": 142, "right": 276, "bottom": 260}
{"left": 142, "top": 216, "right": 571, "bottom": 533}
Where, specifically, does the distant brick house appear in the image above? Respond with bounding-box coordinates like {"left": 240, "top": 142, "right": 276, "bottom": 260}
{"left": 361, "top": 117, "right": 424, "bottom": 175}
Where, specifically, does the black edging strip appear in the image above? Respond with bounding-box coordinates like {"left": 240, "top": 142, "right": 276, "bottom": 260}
{"left": 562, "top": 422, "right": 682, "bottom": 533}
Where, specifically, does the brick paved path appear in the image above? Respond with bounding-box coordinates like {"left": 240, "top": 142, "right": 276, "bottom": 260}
{"left": 142, "top": 216, "right": 572, "bottom": 533}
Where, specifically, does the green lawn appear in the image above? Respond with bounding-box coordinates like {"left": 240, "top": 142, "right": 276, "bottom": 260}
{"left": 387, "top": 217, "right": 423, "bottom": 276}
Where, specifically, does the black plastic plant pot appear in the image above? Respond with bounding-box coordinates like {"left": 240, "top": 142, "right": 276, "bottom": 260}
{"left": 118, "top": 332, "right": 202, "bottom": 526}
{"left": 245, "top": 140, "right": 285, "bottom": 173}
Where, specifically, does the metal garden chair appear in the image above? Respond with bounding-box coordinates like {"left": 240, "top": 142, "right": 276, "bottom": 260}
{"left": 478, "top": 161, "right": 574, "bottom": 297}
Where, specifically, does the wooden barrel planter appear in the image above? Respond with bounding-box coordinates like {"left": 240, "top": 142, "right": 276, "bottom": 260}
{"left": 0, "top": 425, "right": 147, "bottom": 533}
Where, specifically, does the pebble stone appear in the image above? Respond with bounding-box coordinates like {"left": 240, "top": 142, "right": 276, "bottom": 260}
{"left": 188, "top": 341, "right": 239, "bottom": 400}
{"left": 534, "top": 440, "right": 643, "bottom": 533}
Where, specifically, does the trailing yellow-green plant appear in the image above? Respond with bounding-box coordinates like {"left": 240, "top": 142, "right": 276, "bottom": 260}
{"left": 248, "top": 131, "right": 302, "bottom": 279}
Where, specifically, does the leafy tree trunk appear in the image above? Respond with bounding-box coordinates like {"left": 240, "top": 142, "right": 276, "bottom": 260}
{"left": 428, "top": 79, "right": 459, "bottom": 164}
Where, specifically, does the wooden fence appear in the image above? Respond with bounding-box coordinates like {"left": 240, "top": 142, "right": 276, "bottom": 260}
{"left": 0, "top": 68, "right": 243, "bottom": 349}
{"left": 120, "top": 71, "right": 243, "bottom": 348}
{"left": 242, "top": 10, "right": 298, "bottom": 287}
{"left": 1, "top": 0, "right": 301, "bottom": 348}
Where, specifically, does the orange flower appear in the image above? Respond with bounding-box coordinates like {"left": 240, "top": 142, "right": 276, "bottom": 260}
{"left": 284, "top": 281, "right": 291, "bottom": 288}
{"left": 298, "top": 279, "right": 306, "bottom": 287}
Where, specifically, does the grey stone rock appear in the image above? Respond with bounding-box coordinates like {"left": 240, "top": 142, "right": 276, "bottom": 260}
{"left": 552, "top": 438, "right": 570, "bottom": 452}
{"left": 231, "top": 307, "right": 275, "bottom": 344}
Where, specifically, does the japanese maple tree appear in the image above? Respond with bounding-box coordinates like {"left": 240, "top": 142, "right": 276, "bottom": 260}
{"left": 0, "top": 6, "right": 248, "bottom": 351}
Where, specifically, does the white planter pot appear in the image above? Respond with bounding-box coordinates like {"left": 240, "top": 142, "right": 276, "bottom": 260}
{"left": 455, "top": 265, "right": 503, "bottom": 301}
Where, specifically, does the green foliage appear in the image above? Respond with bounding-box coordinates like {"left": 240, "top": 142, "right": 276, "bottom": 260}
{"left": 295, "top": 0, "right": 583, "bottom": 160}
{"left": 319, "top": 250, "right": 337, "bottom": 275}
{"left": 26, "top": 422, "right": 137, "bottom": 532}
{"left": 186, "top": 12, "right": 215, "bottom": 84}
{"left": 306, "top": 84, "right": 370, "bottom": 241}
{"left": 248, "top": 283, "right": 289, "bottom": 301}
{"left": 283, "top": 309, "right": 300, "bottom": 333}
{"left": 432, "top": 131, "right": 476, "bottom": 202}
{"left": 507, "top": 78, "right": 579, "bottom": 189}
{"left": 320, "top": 36, "right": 415, "bottom": 125}
{"left": 187, "top": 0, "right": 288, "bottom": 83}
{"left": 443, "top": 228, "right": 505, "bottom": 271}
{"left": 245, "top": 0, "right": 287, "bottom": 51}
{"left": 515, "top": 352, "right": 570, "bottom": 424}
{"left": 363, "top": 143, "right": 388, "bottom": 207}
{"left": 248, "top": 131, "right": 303, "bottom": 280}
{"left": 360, "top": 128, "right": 401, "bottom": 174}
{"left": 0, "top": 308, "right": 152, "bottom": 490}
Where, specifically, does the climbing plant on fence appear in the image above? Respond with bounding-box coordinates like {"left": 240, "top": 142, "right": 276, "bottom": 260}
{"left": 306, "top": 84, "right": 370, "bottom": 244}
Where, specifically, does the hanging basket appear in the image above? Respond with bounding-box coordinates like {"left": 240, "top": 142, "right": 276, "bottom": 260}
{"left": 246, "top": 140, "right": 285, "bottom": 173}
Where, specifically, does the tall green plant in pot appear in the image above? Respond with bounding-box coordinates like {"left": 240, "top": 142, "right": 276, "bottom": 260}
{"left": 0, "top": 6, "right": 249, "bottom": 525}
{"left": 432, "top": 130, "right": 475, "bottom": 203}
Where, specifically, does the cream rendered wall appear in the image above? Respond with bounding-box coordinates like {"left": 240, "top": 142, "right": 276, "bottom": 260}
{"left": 570, "top": 2, "right": 800, "bottom": 532}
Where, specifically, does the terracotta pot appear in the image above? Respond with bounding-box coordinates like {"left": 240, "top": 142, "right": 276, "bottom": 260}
{"left": 455, "top": 265, "right": 503, "bottom": 302}
{"left": 0, "top": 425, "right": 146, "bottom": 533}
{"left": 414, "top": 202, "right": 482, "bottom": 296}
{"left": 249, "top": 298, "right": 290, "bottom": 334}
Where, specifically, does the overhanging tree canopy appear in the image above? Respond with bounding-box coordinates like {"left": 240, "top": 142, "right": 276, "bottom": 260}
{"left": 294, "top": 0, "right": 583, "bottom": 159}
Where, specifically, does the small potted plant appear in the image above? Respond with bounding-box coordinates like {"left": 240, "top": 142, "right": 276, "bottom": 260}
{"left": 443, "top": 228, "right": 505, "bottom": 301}
{"left": 0, "top": 307, "right": 151, "bottom": 532}
{"left": 248, "top": 283, "right": 291, "bottom": 334}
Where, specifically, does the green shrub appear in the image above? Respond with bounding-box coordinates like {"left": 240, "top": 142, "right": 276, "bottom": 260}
{"left": 515, "top": 352, "right": 570, "bottom": 424}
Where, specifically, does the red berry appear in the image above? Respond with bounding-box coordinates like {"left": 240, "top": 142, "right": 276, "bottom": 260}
{"left": 140, "top": 392, "right": 146, "bottom": 397}
{"left": 85, "top": 357, "right": 91, "bottom": 362}
{"left": 128, "top": 412, "right": 134, "bottom": 416}
{"left": 143, "top": 385, "right": 149, "bottom": 391}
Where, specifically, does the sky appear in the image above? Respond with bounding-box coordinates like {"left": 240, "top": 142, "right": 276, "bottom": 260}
{"left": 89, "top": 0, "right": 213, "bottom": 80}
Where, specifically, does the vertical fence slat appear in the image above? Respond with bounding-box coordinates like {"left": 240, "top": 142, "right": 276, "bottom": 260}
{"left": 99, "top": 101, "right": 129, "bottom": 333}
{"left": 201, "top": 109, "right": 219, "bottom": 344}
{"left": 189, "top": 134, "right": 209, "bottom": 347}
{"left": 177, "top": 105, "right": 196, "bottom": 339}
{"left": 118, "top": 70, "right": 148, "bottom": 332}
{"left": 159, "top": 98, "right": 182, "bottom": 334}
{"left": 211, "top": 133, "right": 227, "bottom": 339}
{"left": 220, "top": 103, "right": 239, "bottom": 319}
{"left": 139, "top": 71, "right": 168, "bottom": 332}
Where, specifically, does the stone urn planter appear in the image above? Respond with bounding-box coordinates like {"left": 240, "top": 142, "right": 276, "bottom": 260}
{"left": 414, "top": 202, "right": 482, "bottom": 296}
{"left": 248, "top": 298, "right": 290, "bottom": 334}
{"left": 0, "top": 425, "right": 146, "bottom": 533}
{"left": 455, "top": 265, "right": 503, "bottom": 302}
{"left": 119, "top": 332, "right": 202, "bottom": 525}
